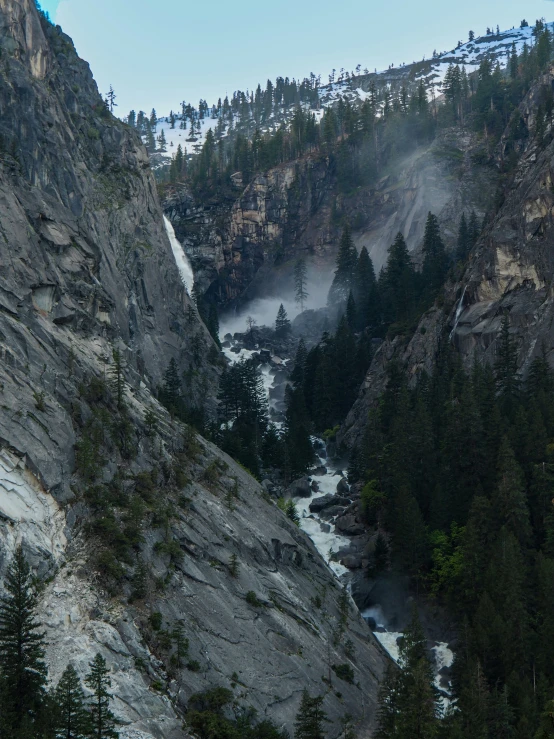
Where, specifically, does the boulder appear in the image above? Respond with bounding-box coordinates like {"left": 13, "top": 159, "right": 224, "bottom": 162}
{"left": 310, "top": 480, "right": 319, "bottom": 492}
{"left": 319, "top": 505, "right": 348, "bottom": 520}
{"left": 341, "top": 554, "right": 362, "bottom": 569}
{"left": 312, "top": 465, "right": 327, "bottom": 476}
{"left": 287, "top": 477, "right": 312, "bottom": 498}
{"left": 336, "top": 478, "right": 350, "bottom": 494}
{"left": 334, "top": 514, "right": 365, "bottom": 536}
{"left": 319, "top": 522, "right": 331, "bottom": 533}
{"left": 309, "top": 494, "right": 335, "bottom": 513}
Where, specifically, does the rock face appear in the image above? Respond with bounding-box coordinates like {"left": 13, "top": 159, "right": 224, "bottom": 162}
{"left": 0, "top": 3, "right": 390, "bottom": 737}
{"left": 0, "top": 0, "right": 218, "bottom": 500}
{"left": 340, "top": 66, "right": 554, "bottom": 450}
{"left": 164, "top": 128, "right": 497, "bottom": 308}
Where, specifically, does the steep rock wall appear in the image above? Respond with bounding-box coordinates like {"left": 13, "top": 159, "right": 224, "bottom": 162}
{"left": 340, "top": 68, "right": 554, "bottom": 450}
{"left": 164, "top": 129, "right": 497, "bottom": 308}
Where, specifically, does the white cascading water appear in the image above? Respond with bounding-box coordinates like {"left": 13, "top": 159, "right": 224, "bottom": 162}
{"left": 163, "top": 215, "right": 194, "bottom": 294}
{"left": 221, "top": 320, "right": 453, "bottom": 705}
{"left": 449, "top": 285, "right": 467, "bottom": 340}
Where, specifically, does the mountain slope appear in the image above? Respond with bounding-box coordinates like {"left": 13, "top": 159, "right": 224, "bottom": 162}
{"left": 340, "top": 61, "right": 554, "bottom": 449}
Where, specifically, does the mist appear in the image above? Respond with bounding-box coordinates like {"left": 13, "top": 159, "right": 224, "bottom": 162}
{"left": 220, "top": 265, "right": 334, "bottom": 336}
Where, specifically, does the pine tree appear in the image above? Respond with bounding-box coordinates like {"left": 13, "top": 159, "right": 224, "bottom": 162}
{"left": 397, "top": 607, "right": 440, "bottom": 739}
{"left": 294, "top": 690, "right": 327, "bottom": 739}
{"left": 157, "top": 130, "right": 167, "bottom": 152}
{"left": 109, "top": 349, "right": 126, "bottom": 411}
{"left": 170, "top": 622, "right": 189, "bottom": 669}
{"left": 290, "top": 339, "right": 308, "bottom": 388}
{"left": 493, "top": 436, "right": 531, "bottom": 544}
{"left": 353, "top": 246, "right": 378, "bottom": 329}
{"left": 346, "top": 291, "right": 357, "bottom": 329}
{"left": 105, "top": 86, "right": 117, "bottom": 113}
{"left": 160, "top": 358, "right": 182, "bottom": 416}
{"left": 85, "top": 654, "right": 119, "bottom": 739}
{"left": 422, "top": 212, "right": 447, "bottom": 297}
{"left": 275, "top": 303, "right": 291, "bottom": 337}
{"left": 375, "top": 663, "right": 402, "bottom": 739}
{"left": 53, "top": 664, "right": 91, "bottom": 739}
{"left": 494, "top": 316, "right": 520, "bottom": 407}
{"left": 328, "top": 224, "right": 357, "bottom": 306}
{"left": 294, "top": 259, "right": 309, "bottom": 312}
{"left": 0, "top": 546, "right": 47, "bottom": 732}
{"left": 380, "top": 232, "right": 416, "bottom": 326}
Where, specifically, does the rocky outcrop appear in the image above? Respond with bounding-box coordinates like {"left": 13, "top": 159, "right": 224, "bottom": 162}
{"left": 164, "top": 127, "right": 497, "bottom": 309}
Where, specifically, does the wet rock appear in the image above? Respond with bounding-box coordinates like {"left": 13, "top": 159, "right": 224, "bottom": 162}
{"left": 341, "top": 554, "right": 362, "bottom": 569}
{"left": 224, "top": 333, "right": 233, "bottom": 341}
{"left": 336, "top": 478, "right": 350, "bottom": 494}
{"left": 310, "top": 481, "right": 319, "bottom": 492}
{"left": 309, "top": 494, "right": 335, "bottom": 513}
{"left": 287, "top": 477, "right": 312, "bottom": 498}
{"left": 312, "top": 466, "right": 327, "bottom": 476}
{"left": 311, "top": 495, "right": 351, "bottom": 513}
{"left": 365, "top": 617, "right": 377, "bottom": 631}
{"left": 319, "top": 522, "right": 331, "bottom": 533}
{"left": 319, "top": 505, "right": 348, "bottom": 520}
{"left": 335, "top": 514, "right": 365, "bottom": 536}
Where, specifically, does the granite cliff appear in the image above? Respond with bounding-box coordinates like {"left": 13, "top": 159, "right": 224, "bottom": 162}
{"left": 0, "top": 1, "right": 390, "bottom": 737}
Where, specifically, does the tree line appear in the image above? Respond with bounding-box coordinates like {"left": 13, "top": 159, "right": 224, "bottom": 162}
{"left": 157, "top": 18, "right": 551, "bottom": 202}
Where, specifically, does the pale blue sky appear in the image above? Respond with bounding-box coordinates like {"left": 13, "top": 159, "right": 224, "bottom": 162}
{"left": 40, "top": 0, "right": 551, "bottom": 117}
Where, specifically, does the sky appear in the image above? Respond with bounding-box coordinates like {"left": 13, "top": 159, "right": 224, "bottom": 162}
{"left": 40, "top": 0, "right": 552, "bottom": 117}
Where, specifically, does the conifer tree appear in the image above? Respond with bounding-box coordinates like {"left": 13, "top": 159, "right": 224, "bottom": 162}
{"left": 53, "top": 664, "right": 91, "bottom": 739}
{"left": 346, "top": 291, "right": 357, "bottom": 329}
{"left": 109, "top": 349, "right": 126, "bottom": 411}
{"left": 0, "top": 546, "right": 47, "bottom": 732}
{"left": 375, "top": 663, "right": 402, "bottom": 738}
{"left": 422, "top": 212, "right": 447, "bottom": 297}
{"left": 105, "top": 86, "right": 117, "bottom": 113}
{"left": 160, "top": 358, "right": 182, "bottom": 416}
{"left": 493, "top": 437, "right": 531, "bottom": 544}
{"left": 354, "top": 246, "right": 378, "bottom": 329}
{"left": 380, "top": 232, "right": 416, "bottom": 326}
{"left": 85, "top": 654, "right": 119, "bottom": 739}
{"left": 294, "top": 259, "right": 309, "bottom": 312}
{"left": 328, "top": 224, "right": 357, "bottom": 306}
{"left": 294, "top": 690, "right": 327, "bottom": 739}
{"left": 494, "top": 316, "right": 520, "bottom": 406}
{"left": 275, "top": 304, "right": 291, "bottom": 337}
{"left": 397, "top": 607, "right": 440, "bottom": 738}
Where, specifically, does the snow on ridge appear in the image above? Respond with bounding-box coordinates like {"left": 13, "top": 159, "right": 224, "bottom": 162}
{"left": 150, "top": 21, "right": 550, "bottom": 164}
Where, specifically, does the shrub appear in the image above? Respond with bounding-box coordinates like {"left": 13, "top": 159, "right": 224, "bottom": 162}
{"left": 149, "top": 612, "right": 163, "bottom": 631}
{"left": 333, "top": 663, "right": 354, "bottom": 683}
{"left": 245, "top": 591, "right": 264, "bottom": 608}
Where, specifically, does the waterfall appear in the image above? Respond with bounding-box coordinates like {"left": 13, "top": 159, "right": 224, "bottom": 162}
{"left": 449, "top": 285, "right": 467, "bottom": 340}
{"left": 163, "top": 216, "right": 194, "bottom": 294}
